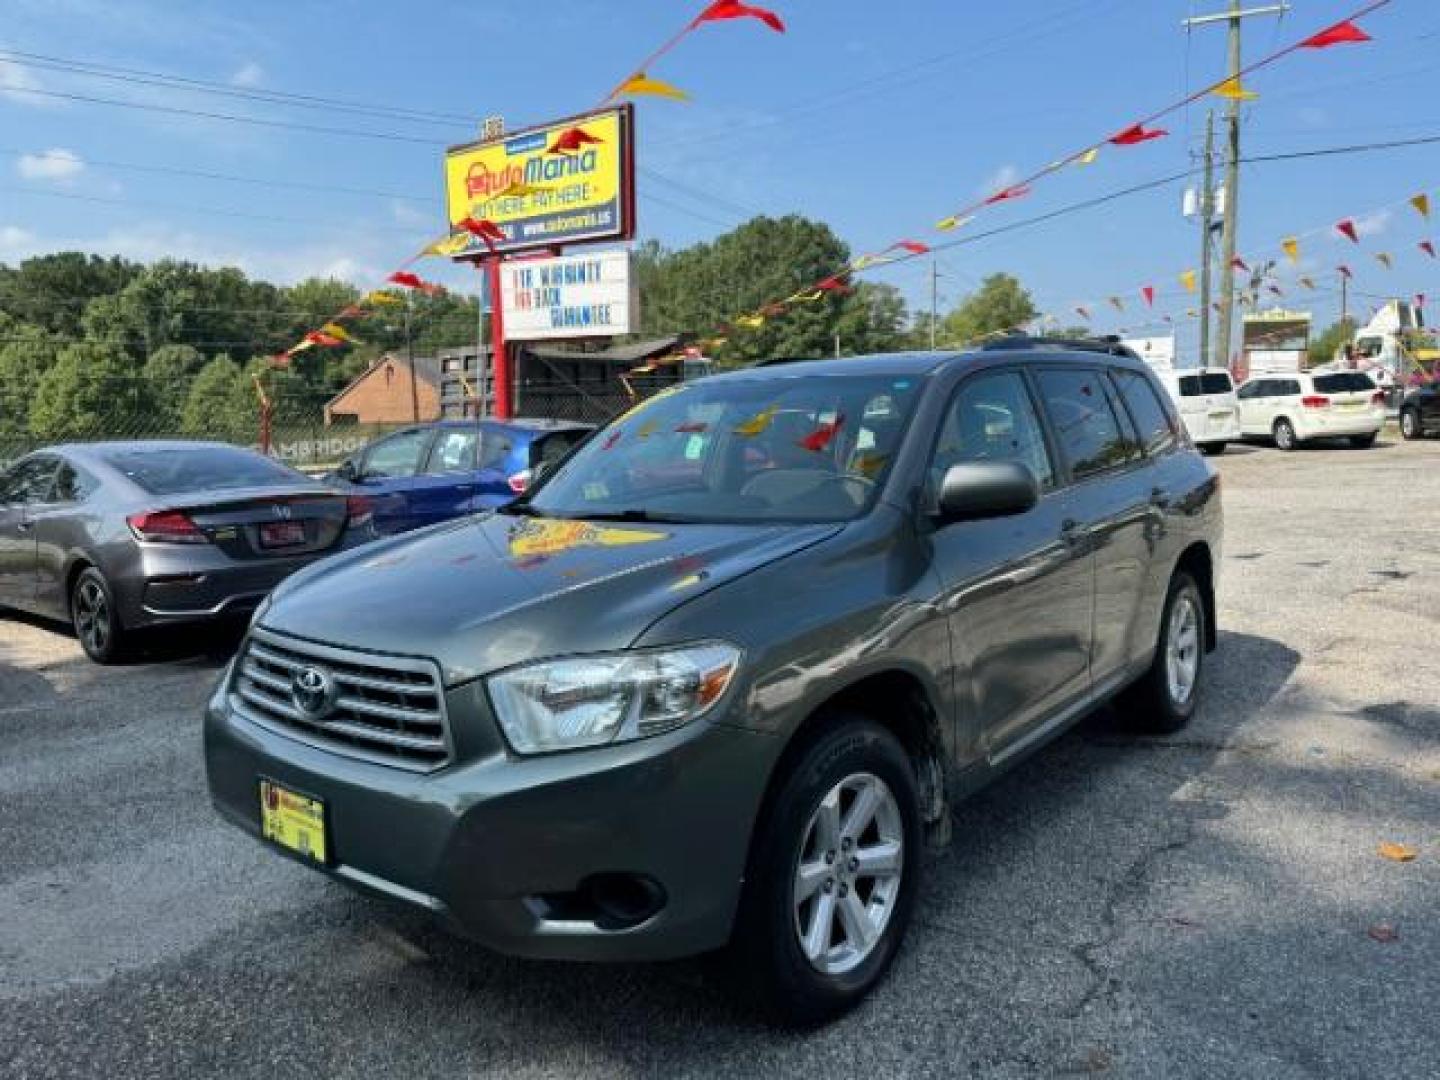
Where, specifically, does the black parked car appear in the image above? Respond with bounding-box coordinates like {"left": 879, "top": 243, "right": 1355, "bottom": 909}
{"left": 1399, "top": 381, "right": 1440, "bottom": 439}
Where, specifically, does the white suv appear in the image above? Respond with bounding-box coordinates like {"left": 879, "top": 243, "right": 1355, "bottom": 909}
{"left": 1154, "top": 368, "right": 1240, "bottom": 456}
{"left": 1235, "top": 371, "right": 1384, "bottom": 450}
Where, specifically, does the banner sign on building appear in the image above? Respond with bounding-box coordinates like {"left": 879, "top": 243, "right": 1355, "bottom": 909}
{"left": 500, "top": 250, "right": 637, "bottom": 341}
{"left": 444, "top": 106, "right": 635, "bottom": 258}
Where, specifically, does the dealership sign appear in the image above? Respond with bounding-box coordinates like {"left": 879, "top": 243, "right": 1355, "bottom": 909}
{"left": 500, "top": 250, "right": 637, "bottom": 341}
{"left": 444, "top": 106, "right": 635, "bottom": 257}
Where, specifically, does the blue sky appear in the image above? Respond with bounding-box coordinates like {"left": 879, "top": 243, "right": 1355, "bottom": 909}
{"left": 2, "top": 0, "right": 1436, "bottom": 355}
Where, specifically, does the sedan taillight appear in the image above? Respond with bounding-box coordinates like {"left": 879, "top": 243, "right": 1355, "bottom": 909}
{"left": 345, "top": 494, "right": 374, "bottom": 529}
{"left": 126, "top": 509, "right": 208, "bottom": 544}
{"left": 1301, "top": 395, "right": 1330, "bottom": 409}
{"left": 507, "top": 470, "right": 531, "bottom": 495}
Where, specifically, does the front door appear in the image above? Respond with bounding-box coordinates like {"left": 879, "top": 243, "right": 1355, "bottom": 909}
{"left": 354, "top": 427, "right": 434, "bottom": 534}
{"left": 926, "top": 370, "right": 1094, "bottom": 761}
{"left": 410, "top": 427, "right": 480, "bottom": 529}
{"left": 0, "top": 456, "right": 60, "bottom": 610}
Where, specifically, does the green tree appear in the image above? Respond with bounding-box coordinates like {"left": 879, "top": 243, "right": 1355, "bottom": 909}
{"left": 181, "top": 355, "right": 258, "bottom": 442}
{"left": 1309, "top": 319, "right": 1355, "bottom": 367}
{"left": 0, "top": 324, "right": 62, "bottom": 439}
{"left": 0, "top": 253, "right": 140, "bottom": 337}
{"left": 939, "top": 273, "right": 1037, "bottom": 346}
{"left": 29, "top": 341, "right": 157, "bottom": 440}
{"left": 142, "top": 344, "right": 206, "bottom": 431}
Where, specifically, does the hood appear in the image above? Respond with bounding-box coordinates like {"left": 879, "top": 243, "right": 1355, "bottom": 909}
{"left": 261, "top": 511, "right": 841, "bottom": 685}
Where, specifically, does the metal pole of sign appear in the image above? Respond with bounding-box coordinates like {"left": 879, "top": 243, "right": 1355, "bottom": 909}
{"left": 489, "top": 255, "right": 512, "bottom": 420}
{"left": 475, "top": 261, "right": 490, "bottom": 418}
{"left": 405, "top": 290, "right": 420, "bottom": 424}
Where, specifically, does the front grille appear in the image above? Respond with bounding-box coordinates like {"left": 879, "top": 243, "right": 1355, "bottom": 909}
{"left": 232, "top": 627, "right": 452, "bottom": 772}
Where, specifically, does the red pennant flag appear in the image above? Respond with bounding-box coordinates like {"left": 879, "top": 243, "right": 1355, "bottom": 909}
{"left": 457, "top": 216, "right": 507, "bottom": 250}
{"left": 1335, "top": 218, "right": 1359, "bottom": 243}
{"left": 1231, "top": 256, "right": 1250, "bottom": 273}
{"left": 1337, "top": 264, "right": 1353, "bottom": 279}
{"left": 1110, "top": 122, "right": 1168, "bottom": 146}
{"left": 1300, "top": 19, "right": 1372, "bottom": 49}
{"left": 892, "top": 239, "right": 930, "bottom": 255}
{"left": 547, "top": 126, "right": 604, "bottom": 154}
{"left": 1420, "top": 241, "right": 1436, "bottom": 259}
{"left": 1074, "top": 306, "right": 1091, "bottom": 321}
{"left": 337, "top": 305, "right": 365, "bottom": 320}
{"left": 799, "top": 414, "right": 845, "bottom": 453}
{"left": 984, "top": 184, "right": 1031, "bottom": 205}
{"left": 817, "top": 275, "right": 850, "bottom": 292}
{"left": 304, "top": 330, "right": 344, "bottom": 348}
{"left": 761, "top": 303, "right": 787, "bottom": 316}
{"left": 266, "top": 353, "right": 292, "bottom": 369}
{"left": 693, "top": 0, "right": 785, "bottom": 33}
{"left": 1141, "top": 286, "right": 1155, "bottom": 307}
{"left": 387, "top": 270, "right": 445, "bottom": 295}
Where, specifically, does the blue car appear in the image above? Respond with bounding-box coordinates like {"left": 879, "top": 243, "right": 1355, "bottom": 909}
{"left": 330, "top": 419, "right": 593, "bottom": 535}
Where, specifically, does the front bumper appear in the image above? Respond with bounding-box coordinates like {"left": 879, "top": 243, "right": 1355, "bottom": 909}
{"left": 204, "top": 671, "right": 778, "bottom": 961}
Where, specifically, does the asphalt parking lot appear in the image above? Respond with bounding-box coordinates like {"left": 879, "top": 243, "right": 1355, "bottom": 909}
{"left": 3, "top": 436, "right": 1438, "bottom": 1079}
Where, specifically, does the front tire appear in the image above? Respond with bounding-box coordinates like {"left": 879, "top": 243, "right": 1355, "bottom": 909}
{"left": 1400, "top": 409, "right": 1421, "bottom": 441}
{"left": 71, "top": 567, "right": 127, "bottom": 664}
{"left": 1119, "top": 571, "right": 1205, "bottom": 735}
{"left": 1273, "top": 417, "right": 1299, "bottom": 451}
{"left": 730, "top": 716, "right": 920, "bottom": 1026}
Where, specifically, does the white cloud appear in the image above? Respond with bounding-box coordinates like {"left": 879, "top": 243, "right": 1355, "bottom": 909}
{"left": 390, "top": 200, "right": 432, "bottom": 228}
{"left": 0, "top": 224, "right": 36, "bottom": 249}
{"left": 1353, "top": 209, "right": 1391, "bottom": 238}
{"left": 230, "top": 61, "right": 264, "bottom": 88}
{"left": 17, "top": 148, "right": 85, "bottom": 183}
{"left": 979, "top": 164, "right": 1020, "bottom": 198}
{"left": 0, "top": 57, "right": 55, "bottom": 106}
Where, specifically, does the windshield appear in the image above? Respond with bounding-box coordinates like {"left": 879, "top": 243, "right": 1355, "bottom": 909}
{"left": 104, "top": 446, "right": 304, "bottom": 495}
{"left": 525, "top": 372, "right": 923, "bottom": 523}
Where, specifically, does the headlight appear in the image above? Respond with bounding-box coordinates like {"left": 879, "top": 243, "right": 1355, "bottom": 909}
{"left": 486, "top": 642, "right": 741, "bottom": 755}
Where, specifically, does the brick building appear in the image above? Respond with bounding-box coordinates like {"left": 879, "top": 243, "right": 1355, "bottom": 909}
{"left": 323, "top": 355, "right": 442, "bottom": 425}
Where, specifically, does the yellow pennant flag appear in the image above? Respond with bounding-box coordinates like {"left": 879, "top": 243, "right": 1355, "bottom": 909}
{"left": 734, "top": 314, "right": 765, "bottom": 329}
{"left": 1213, "top": 76, "right": 1258, "bottom": 101}
{"left": 1411, "top": 193, "right": 1431, "bottom": 220}
{"left": 614, "top": 72, "right": 688, "bottom": 101}
{"left": 851, "top": 253, "right": 894, "bottom": 271}
{"left": 935, "top": 214, "right": 973, "bottom": 232}
{"left": 423, "top": 234, "right": 469, "bottom": 257}
{"left": 1075, "top": 147, "right": 1100, "bottom": 166}
{"left": 1375, "top": 252, "right": 1393, "bottom": 270}
{"left": 1281, "top": 237, "right": 1300, "bottom": 263}
{"left": 1180, "top": 269, "right": 1197, "bottom": 293}
{"left": 1185, "top": 308, "right": 1198, "bottom": 318}
{"left": 363, "top": 290, "right": 404, "bottom": 306}
{"left": 320, "top": 323, "right": 357, "bottom": 343}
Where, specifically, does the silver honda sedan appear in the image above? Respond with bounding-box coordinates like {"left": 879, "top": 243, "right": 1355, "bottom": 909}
{"left": 0, "top": 441, "right": 377, "bottom": 662}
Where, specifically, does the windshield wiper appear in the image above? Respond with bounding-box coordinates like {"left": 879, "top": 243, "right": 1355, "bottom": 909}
{"left": 498, "top": 501, "right": 543, "bottom": 516}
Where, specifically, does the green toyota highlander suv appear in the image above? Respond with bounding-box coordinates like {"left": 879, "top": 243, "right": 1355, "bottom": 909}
{"left": 206, "top": 342, "right": 1221, "bottom": 1023}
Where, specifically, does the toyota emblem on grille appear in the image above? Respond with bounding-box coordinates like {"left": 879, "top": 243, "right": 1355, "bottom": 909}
{"left": 291, "top": 665, "right": 335, "bottom": 717}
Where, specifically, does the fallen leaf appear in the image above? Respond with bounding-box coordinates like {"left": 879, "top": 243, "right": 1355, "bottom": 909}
{"left": 1368, "top": 923, "right": 1399, "bottom": 943}
{"left": 1378, "top": 842, "right": 1418, "bottom": 862}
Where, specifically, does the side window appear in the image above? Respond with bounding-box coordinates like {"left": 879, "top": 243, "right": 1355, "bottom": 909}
{"left": 932, "top": 371, "right": 1055, "bottom": 492}
{"left": 478, "top": 431, "right": 515, "bottom": 470}
{"left": 1235, "top": 382, "right": 1257, "bottom": 401}
{"left": 423, "top": 430, "right": 478, "bottom": 474}
{"left": 0, "top": 458, "right": 60, "bottom": 505}
{"left": 531, "top": 430, "right": 587, "bottom": 470}
{"left": 1112, "top": 369, "right": 1179, "bottom": 455}
{"left": 51, "top": 463, "right": 97, "bottom": 503}
{"left": 1035, "top": 368, "right": 1140, "bottom": 480}
{"left": 362, "top": 430, "right": 429, "bottom": 478}
{"left": 1281, "top": 380, "right": 1302, "bottom": 397}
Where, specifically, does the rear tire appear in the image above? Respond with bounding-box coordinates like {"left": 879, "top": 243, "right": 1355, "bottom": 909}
{"left": 1349, "top": 432, "right": 1378, "bottom": 449}
{"left": 1198, "top": 442, "right": 1226, "bottom": 456}
{"left": 1400, "top": 409, "right": 1421, "bottom": 441}
{"left": 71, "top": 567, "right": 127, "bottom": 664}
{"left": 1272, "top": 418, "right": 1299, "bottom": 451}
{"left": 1119, "top": 572, "right": 1205, "bottom": 735}
{"left": 730, "top": 715, "right": 920, "bottom": 1026}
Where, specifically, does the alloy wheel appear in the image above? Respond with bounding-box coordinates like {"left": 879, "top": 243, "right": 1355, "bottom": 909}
{"left": 1165, "top": 592, "right": 1201, "bottom": 706}
{"left": 792, "top": 772, "right": 904, "bottom": 975}
{"left": 74, "top": 578, "right": 110, "bottom": 656}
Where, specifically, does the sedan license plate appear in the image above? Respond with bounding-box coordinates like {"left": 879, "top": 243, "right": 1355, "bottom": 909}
{"left": 259, "top": 779, "right": 328, "bottom": 864}
{"left": 260, "top": 520, "right": 307, "bottom": 548}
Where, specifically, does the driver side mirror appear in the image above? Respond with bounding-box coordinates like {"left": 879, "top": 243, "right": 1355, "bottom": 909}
{"left": 936, "top": 461, "right": 1039, "bottom": 523}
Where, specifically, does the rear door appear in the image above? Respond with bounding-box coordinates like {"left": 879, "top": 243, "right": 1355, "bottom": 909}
{"left": 1184, "top": 371, "right": 1237, "bottom": 442}
{"left": 352, "top": 428, "right": 434, "bottom": 534}
{"left": 0, "top": 456, "right": 60, "bottom": 609}
{"left": 31, "top": 459, "right": 100, "bottom": 615}
{"left": 409, "top": 427, "right": 480, "bottom": 528}
{"left": 926, "top": 368, "right": 1094, "bottom": 760}
{"left": 471, "top": 423, "right": 519, "bottom": 510}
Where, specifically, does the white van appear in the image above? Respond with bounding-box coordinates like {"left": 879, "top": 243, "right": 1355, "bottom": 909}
{"left": 1154, "top": 368, "right": 1241, "bottom": 455}
{"left": 1234, "top": 371, "right": 1384, "bottom": 450}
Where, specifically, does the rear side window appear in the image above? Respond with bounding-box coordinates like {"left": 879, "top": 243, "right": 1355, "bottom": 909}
{"left": 478, "top": 430, "right": 515, "bottom": 470}
{"left": 1279, "top": 380, "right": 1302, "bottom": 396}
{"left": 1112, "top": 370, "right": 1179, "bottom": 455}
{"left": 1036, "top": 369, "right": 1142, "bottom": 479}
{"left": 932, "top": 371, "right": 1055, "bottom": 491}
{"left": 1313, "top": 373, "right": 1375, "bottom": 394}
{"left": 52, "top": 463, "right": 98, "bottom": 503}
{"left": 0, "top": 457, "right": 60, "bottom": 504}
{"left": 102, "top": 446, "right": 301, "bottom": 495}
{"left": 530, "top": 430, "right": 589, "bottom": 470}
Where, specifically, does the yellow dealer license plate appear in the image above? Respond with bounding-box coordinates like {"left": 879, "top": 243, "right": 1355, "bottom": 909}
{"left": 259, "top": 779, "right": 328, "bottom": 865}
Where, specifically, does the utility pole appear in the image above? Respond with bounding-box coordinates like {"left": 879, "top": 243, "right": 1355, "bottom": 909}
{"left": 1198, "top": 110, "right": 1217, "bottom": 369}
{"left": 1183, "top": 2, "right": 1288, "bottom": 370}
{"left": 404, "top": 290, "right": 420, "bottom": 423}
{"left": 929, "top": 259, "right": 940, "bottom": 350}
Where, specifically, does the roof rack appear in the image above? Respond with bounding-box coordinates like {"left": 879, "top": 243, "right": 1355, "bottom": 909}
{"left": 979, "top": 334, "right": 1140, "bottom": 359}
